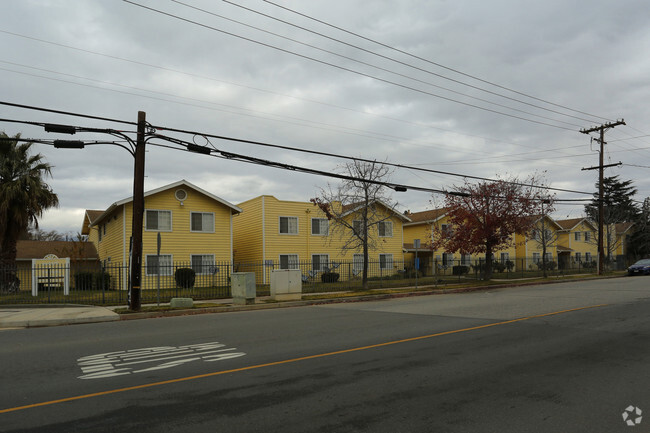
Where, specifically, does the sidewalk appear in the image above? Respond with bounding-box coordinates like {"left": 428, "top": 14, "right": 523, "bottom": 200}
{"left": 0, "top": 305, "right": 120, "bottom": 329}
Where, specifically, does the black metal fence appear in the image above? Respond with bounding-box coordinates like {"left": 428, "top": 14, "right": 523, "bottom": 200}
{"left": 0, "top": 256, "right": 612, "bottom": 306}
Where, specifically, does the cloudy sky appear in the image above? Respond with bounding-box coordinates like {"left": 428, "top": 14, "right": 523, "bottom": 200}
{"left": 2, "top": 0, "right": 649, "bottom": 235}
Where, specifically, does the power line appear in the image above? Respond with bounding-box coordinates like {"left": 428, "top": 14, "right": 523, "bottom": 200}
{"left": 0, "top": 100, "right": 136, "bottom": 126}
{"left": 123, "top": 1, "right": 576, "bottom": 131}
{"left": 1, "top": 28, "right": 592, "bottom": 157}
{"left": 0, "top": 110, "right": 593, "bottom": 196}
{"left": 148, "top": 121, "right": 592, "bottom": 195}
{"left": 219, "top": 0, "right": 599, "bottom": 126}
{"left": 261, "top": 0, "right": 612, "bottom": 124}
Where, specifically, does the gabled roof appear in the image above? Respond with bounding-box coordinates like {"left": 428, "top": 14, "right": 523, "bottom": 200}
{"left": 615, "top": 222, "right": 635, "bottom": 234}
{"left": 555, "top": 217, "right": 597, "bottom": 232}
{"left": 87, "top": 180, "right": 242, "bottom": 228}
{"left": 403, "top": 208, "right": 448, "bottom": 226}
{"left": 341, "top": 200, "right": 412, "bottom": 222}
{"left": 16, "top": 240, "right": 99, "bottom": 261}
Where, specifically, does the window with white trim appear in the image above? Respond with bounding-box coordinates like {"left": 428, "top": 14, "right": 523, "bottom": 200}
{"left": 574, "top": 232, "right": 581, "bottom": 241}
{"left": 442, "top": 252, "right": 454, "bottom": 267}
{"left": 145, "top": 254, "right": 173, "bottom": 276}
{"left": 585, "top": 252, "right": 592, "bottom": 262}
{"left": 353, "top": 254, "right": 364, "bottom": 273}
{"left": 575, "top": 252, "right": 582, "bottom": 263}
{"left": 461, "top": 254, "right": 472, "bottom": 266}
{"left": 441, "top": 224, "right": 453, "bottom": 238}
{"left": 312, "top": 254, "right": 329, "bottom": 272}
{"left": 279, "top": 254, "right": 299, "bottom": 269}
{"left": 378, "top": 221, "right": 393, "bottom": 237}
{"left": 585, "top": 232, "right": 591, "bottom": 242}
{"left": 191, "top": 254, "right": 215, "bottom": 275}
{"left": 544, "top": 252, "right": 553, "bottom": 262}
{"left": 500, "top": 252, "right": 509, "bottom": 263}
{"left": 191, "top": 212, "right": 214, "bottom": 233}
{"left": 145, "top": 210, "right": 172, "bottom": 231}
{"left": 279, "top": 216, "right": 298, "bottom": 234}
{"left": 532, "top": 252, "right": 541, "bottom": 263}
{"left": 379, "top": 254, "right": 393, "bottom": 270}
{"left": 311, "top": 218, "right": 329, "bottom": 236}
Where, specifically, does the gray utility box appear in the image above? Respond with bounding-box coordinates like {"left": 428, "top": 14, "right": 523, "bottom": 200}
{"left": 231, "top": 272, "right": 256, "bottom": 305}
{"left": 170, "top": 297, "right": 193, "bottom": 308}
{"left": 270, "top": 269, "right": 302, "bottom": 301}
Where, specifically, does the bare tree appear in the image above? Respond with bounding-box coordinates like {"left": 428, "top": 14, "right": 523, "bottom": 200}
{"left": 311, "top": 160, "right": 397, "bottom": 290}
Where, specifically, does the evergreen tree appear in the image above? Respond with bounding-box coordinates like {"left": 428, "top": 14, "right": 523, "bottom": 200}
{"left": 584, "top": 175, "right": 639, "bottom": 224}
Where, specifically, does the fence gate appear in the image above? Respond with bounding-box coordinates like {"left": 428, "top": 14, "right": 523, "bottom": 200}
{"left": 31, "top": 255, "right": 70, "bottom": 296}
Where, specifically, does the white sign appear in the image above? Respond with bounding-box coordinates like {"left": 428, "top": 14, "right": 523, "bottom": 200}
{"left": 77, "top": 341, "right": 246, "bottom": 379}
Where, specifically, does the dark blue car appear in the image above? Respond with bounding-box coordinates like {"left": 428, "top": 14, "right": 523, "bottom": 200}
{"left": 628, "top": 259, "right": 650, "bottom": 276}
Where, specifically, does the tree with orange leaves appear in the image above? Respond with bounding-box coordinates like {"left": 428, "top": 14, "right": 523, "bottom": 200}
{"left": 433, "top": 175, "right": 553, "bottom": 280}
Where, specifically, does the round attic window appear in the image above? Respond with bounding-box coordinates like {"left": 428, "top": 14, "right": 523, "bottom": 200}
{"left": 175, "top": 189, "right": 188, "bottom": 202}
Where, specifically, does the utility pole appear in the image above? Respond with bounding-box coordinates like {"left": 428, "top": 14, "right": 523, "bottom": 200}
{"left": 129, "top": 111, "right": 147, "bottom": 311}
{"left": 580, "top": 119, "right": 626, "bottom": 275}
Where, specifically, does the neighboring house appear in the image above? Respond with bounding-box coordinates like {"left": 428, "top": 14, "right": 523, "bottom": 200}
{"left": 232, "top": 195, "right": 409, "bottom": 284}
{"left": 612, "top": 222, "right": 634, "bottom": 258}
{"left": 402, "top": 208, "right": 517, "bottom": 274}
{"left": 555, "top": 218, "right": 598, "bottom": 268}
{"left": 513, "top": 215, "right": 561, "bottom": 269}
{"left": 15, "top": 240, "right": 99, "bottom": 292}
{"left": 82, "top": 180, "right": 241, "bottom": 290}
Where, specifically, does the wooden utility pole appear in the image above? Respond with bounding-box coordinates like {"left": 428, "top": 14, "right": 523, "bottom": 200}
{"left": 129, "top": 111, "right": 147, "bottom": 311}
{"left": 580, "top": 119, "right": 626, "bottom": 275}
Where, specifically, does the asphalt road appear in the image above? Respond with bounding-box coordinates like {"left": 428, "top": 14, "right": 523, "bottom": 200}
{"left": 1, "top": 277, "right": 650, "bottom": 432}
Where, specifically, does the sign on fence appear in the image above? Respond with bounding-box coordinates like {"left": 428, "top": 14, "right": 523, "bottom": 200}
{"left": 31, "top": 255, "right": 70, "bottom": 296}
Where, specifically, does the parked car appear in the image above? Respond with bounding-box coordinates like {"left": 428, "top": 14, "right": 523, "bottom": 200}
{"left": 627, "top": 259, "right": 650, "bottom": 276}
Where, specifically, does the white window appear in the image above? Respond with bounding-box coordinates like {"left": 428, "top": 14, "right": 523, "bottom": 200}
{"left": 442, "top": 253, "right": 454, "bottom": 267}
{"left": 544, "top": 252, "right": 553, "bottom": 262}
{"left": 191, "top": 212, "right": 214, "bottom": 233}
{"left": 353, "top": 254, "right": 364, "bottom": 273}
{"left": 585, "top": 232, "right": 591, "bottom": 242}
{"left": 441, "top": 224, "right": 453, "bottom": 237}
{"left": 378, "top": 221, "right": 393, "bottom": 237}
{"left": 532, "top": 252, "right": 541, "bottom": 263}
{"left": 500, "top": 252, "right": 509, "bottom": 262}
{"left": 585, "top": 252, "right": 592, "bottom": 262}
{"left": 379, "top": 254, "right": 393, "bottom": 270}
{"left": 145, "top": 210, "right": 172, "bottom": 231}
{"left": 146, "top": 254, "right": 173, "bottom": 276}
{"left": 311, "top": 218, "right": 329, "bottom": 236}
{"left": 191, "top": 254, "right": 215, "bottom": 275}
{"left": 279, "top": 254, "right": 299, "bottom": 269}
{"left": 461, "top": 254, "right": 472, "bottom": 266}
{"left": 574, "top": 232, "right": 581, "bottom": 241}
{"left": 575, "top": 252, "right": 582, "bottom": 263}
{"left": 312, "top": 254, "right": 329, "bottom": 272}
{"left": 279, "top": 216, "right": 298, "bottom": 235}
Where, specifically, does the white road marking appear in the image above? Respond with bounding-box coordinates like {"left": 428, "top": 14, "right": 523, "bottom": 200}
{"left": 77, "top": 342, "right": 246, "bottom": 379}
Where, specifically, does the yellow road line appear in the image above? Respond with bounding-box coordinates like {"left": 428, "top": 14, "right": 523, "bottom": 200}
{"left": 0, "top": 303, "right": 607, "bottom": 414}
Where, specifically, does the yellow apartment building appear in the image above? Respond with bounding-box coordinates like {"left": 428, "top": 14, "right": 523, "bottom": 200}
{"left": 82, "top": 180, "right": 241, "bottom": 290}
{"left": 555, "top": 218, "right": 598, "bottom": 268}
{"left": 232, "top": 195, "right": 409, "bottom": 284}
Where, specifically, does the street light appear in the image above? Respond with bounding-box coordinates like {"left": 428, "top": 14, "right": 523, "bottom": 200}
{"left": 46, "top": 112, "right": 148, "bottom": 311}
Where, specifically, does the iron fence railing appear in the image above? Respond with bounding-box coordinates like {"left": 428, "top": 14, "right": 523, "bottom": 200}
{"left": 0, "top": 256, "right": 616, "bottom": 306}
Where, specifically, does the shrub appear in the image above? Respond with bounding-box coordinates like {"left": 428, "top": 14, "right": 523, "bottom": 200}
{"left": 74, "top": 272, "right": 94, "bottom": 290}
{"left": 94, "top": 272, "right": 111, "bottom": 290}
{"left": 536, "top": 261, "right": 557, "bottom": 271}
{"left": 452, "top": 265, "right": 469, "bottom": 276}
{"left": 493, "top": 262, "right": 506, "bottom": 273}
{"left": 175, "top": 267, "right": 196, "bottom": 289}
{"left": 321, "top": 272, "right": 340, "bottom": 283}
{"left": 505, "top": 260, "right": 515, "bottom": 271}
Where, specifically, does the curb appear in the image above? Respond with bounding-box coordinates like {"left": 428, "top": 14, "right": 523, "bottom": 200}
{"left": 116, "top": 274, "right": 624, "bottom": 321}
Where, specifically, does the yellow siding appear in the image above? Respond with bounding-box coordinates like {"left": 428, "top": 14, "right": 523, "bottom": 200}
{"left": 232, "top": 196, "right": 265, "bottom": 264}
{"left": 88, "top": 183, "right": 237, "bottom": 290}
{"left": 234, "top": 196, "right": 407, "bottom": 281}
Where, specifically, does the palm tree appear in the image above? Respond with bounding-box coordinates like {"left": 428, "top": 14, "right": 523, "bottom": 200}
{"left": 0, "top": 132, "right": 59, "bottom": 293}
